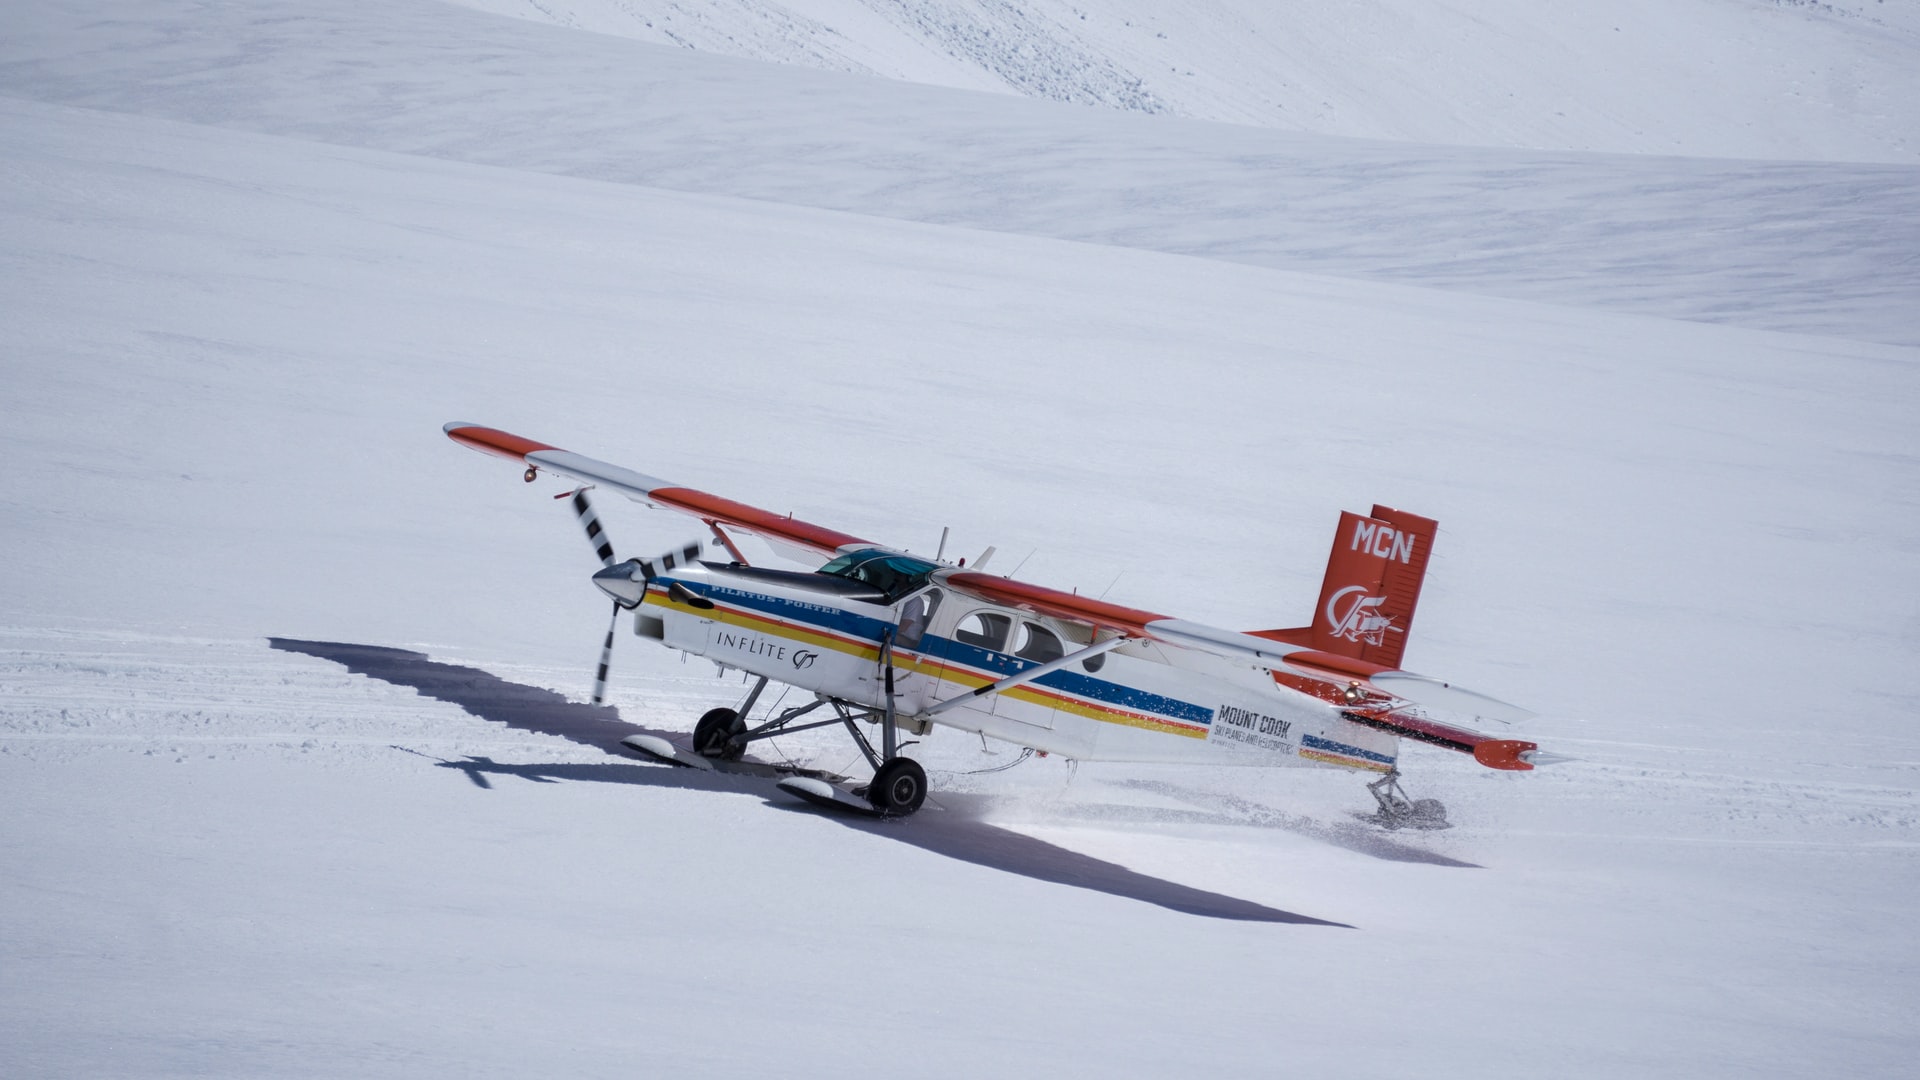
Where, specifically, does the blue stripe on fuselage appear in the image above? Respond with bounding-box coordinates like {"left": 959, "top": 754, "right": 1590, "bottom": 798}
{"left": 920, "top": 636, "right": 1214, "bottom": 727}
{"left": 1301, "top": 733, "right": 1394, "bottom": 765}
{"left": 661, "top": 576, "right": 891, "bottom": 643}
{"left": 663, "top": 576, "right": 1213, "bottom": 729}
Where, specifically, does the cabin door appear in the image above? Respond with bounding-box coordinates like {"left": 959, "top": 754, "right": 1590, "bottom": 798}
{"left": 887, "top": 587, "right": 945, "bottom": 715}
{"left": 935, "top": 607, "right": 1061, "bottom": 730}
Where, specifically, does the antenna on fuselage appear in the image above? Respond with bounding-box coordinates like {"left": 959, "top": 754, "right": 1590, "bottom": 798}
{"left": 1008, "top": 549, "right": 1035, "bottom": 577}
{"left": 935, "top": 526, "right": 950, "bottom": 563}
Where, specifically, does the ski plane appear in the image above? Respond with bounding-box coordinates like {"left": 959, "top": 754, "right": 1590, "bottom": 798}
{"left": 446, "top": 422, "right": 1559, "bottom": 823}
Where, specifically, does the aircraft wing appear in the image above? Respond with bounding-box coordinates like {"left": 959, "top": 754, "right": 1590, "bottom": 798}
{"left": 448, "top": 422, "right": 1326, "bottom": 670}
{"left": 944, "top": 572, "right": 1310, "bottom": 663}
{"left": 444, "top": 422, "right": 870, "bottom": 561}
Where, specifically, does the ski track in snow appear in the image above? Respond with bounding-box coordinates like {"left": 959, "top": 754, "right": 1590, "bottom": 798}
{"left": 4, "top": 626, "right": 1918, "bottom": 1074}
{"left": 9, "top": 627, "right": 1913, "bottom": 843}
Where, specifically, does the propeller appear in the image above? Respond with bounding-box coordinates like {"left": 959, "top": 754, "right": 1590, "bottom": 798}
{"left": 565, "top": 488, "right": 622, "bottom": 705}
{"left": 564, "top": 486, "right": 706, "bottom": 705}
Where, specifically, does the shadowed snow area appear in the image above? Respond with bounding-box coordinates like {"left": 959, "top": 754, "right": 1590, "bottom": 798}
{"left": 265, "top": 636, "right": 1352, "bottom": 923}
{"left": 1, "top": 0, "right": 1916, "bottom": 1076}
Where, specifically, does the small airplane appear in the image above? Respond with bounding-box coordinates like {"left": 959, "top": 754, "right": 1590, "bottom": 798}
{"left": 445, "top": 422, "right": 1560, "bottom": 824}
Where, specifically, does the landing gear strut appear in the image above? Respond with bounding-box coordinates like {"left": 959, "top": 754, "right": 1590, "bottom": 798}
{"left": 1363, "top": 769, "right": 1450, "bottom": 830}
{"left": 688, "top": 652, "right": 928, "bottom": 817}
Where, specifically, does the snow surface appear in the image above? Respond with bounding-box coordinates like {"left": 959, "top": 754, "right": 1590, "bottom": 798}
{"left": 451, "top": 0, "right": 1920, "bottom": 162}
{"left": 3, "top": 1, "right": 1917, "bottom": 1077}
{"left": 7, "top": 1, "right": 1916, "bottom": 347}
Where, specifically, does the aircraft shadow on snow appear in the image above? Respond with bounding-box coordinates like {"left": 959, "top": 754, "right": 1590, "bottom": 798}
{"left": 270, "top": 638, "right": 1467, "bottom": 926}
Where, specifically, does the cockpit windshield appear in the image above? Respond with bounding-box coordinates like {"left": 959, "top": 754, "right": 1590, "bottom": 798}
{"left": 817, "top": 549, "right": 940, "bottom": 603}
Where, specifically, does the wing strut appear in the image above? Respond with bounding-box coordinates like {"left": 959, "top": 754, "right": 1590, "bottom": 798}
{"left": 924, "top": 636, "right": 1128, "bottom": 717}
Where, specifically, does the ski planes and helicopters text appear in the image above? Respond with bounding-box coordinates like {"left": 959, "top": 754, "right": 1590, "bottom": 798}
{"left": 447, "top": 423, "right": 1559, "bottom": 824}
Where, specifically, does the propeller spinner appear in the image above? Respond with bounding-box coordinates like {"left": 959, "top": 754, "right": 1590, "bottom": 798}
{"left": 565, "top": 487, "right": 706, "bottom": 705}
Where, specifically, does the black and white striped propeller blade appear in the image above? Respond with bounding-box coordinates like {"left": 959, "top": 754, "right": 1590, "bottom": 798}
{"left": 592, "top": 602, "right": 619, "bottom": 707}
{"left": 565, "top": 488, "right": 623, "bottom": 705}
{"left": 569, "top": 488, "right": 616, "bottom": 568}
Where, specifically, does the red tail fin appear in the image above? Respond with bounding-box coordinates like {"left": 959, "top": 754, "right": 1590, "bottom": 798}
{"left": 1264, "top": 506, "right": 1437, "bottom": 671}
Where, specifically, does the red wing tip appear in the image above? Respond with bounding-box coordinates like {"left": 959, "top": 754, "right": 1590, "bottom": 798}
{"left": 443, "top": 422, "right": 562, "bottom": 462}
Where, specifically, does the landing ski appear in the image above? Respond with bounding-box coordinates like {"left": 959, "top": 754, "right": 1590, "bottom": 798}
{"left": 620, "top": 734, "right": 851, "bottom": 785}
{"left": 620, "top": 734, "right": 718, "bottom": 771}
{"left": 625, "top": 734, "right": 892, "bottom": 815}
{"left": 776, "top": 776, "right": 883, "bottom": 816}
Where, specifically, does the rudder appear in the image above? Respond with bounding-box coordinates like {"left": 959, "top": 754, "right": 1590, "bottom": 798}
{"left": 1265, "top": 506, "right": 1437, "bottom": 671}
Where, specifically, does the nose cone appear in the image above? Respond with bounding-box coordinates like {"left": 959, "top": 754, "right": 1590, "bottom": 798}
{"left": 592, "top": 561, "right": 648, "bottom": 608}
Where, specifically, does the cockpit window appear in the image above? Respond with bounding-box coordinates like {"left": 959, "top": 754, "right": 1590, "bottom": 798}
{"left": 817, "top": 549, "right": 940, "bottom": 603}
{"left": 954, "top": 611, "right": 1012, "bottom": 652}
{"left": 1013, "top": 622, "right": 1064, "bottom": 664}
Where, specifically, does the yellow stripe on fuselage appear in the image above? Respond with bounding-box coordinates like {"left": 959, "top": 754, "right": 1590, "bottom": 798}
{"left": 1298, "top": 748, "right": 1394, "bottom": 773}
{"left": 642, "top": 590, "right": 884, "bottom": 662}
{"left": 645, "top": 588, "right": 1207, "bottom": 740}
{"left": 921, "top": 660, "right": 1210, "bottom": 740}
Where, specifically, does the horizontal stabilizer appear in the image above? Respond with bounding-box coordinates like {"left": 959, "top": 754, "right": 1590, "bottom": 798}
{"left": 1340, "top": 709, "right": 1541, "bottom": 771}
{"left": 1367, "top": 671, "right": 1535, "bottom": 724}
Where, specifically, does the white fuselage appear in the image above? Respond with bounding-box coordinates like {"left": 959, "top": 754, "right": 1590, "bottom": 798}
{"left": 633, "top": 562, "right": 1400, "bottom": 774}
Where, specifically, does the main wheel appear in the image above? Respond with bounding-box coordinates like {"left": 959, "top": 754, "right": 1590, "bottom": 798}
{"left": 867, "top": 757, "right": 927, "bottom": 817}
{"left": 692, "top": 707, "right": 744, "bottom": 761}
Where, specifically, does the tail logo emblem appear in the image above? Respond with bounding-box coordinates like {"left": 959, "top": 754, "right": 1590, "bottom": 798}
{"left": 1326, "top": 585, "right": 1403, "bottom": 646}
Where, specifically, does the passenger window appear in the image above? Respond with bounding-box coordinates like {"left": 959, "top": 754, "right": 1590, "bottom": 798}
{"left": 1014, "top": 623, "right": 1064, "bottom": 664}
{"left": 954, "top": 611, "right": 1011, "bottom": 651}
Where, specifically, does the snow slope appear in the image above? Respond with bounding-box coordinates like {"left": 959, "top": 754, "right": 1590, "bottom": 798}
{"left": 6, "top": 0, "right": 1916, "bottom": 346}
{"left": 450, "top": 0, "right": 1920, "bottom": 161}
{"left": 2, "top": 1, "right": 1917, "bottom": 1077}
